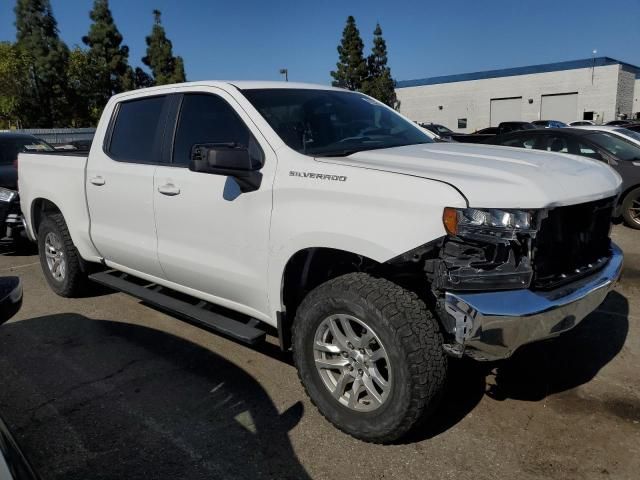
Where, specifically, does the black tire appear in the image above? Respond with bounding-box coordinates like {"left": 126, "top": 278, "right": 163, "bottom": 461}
{"left": 38, "top": 213, "right": 86, "bottom": 297}
{"left": 292, "top": 272, "right": 447, "bottom": 443}
{"left": 621, "top": 187, "right": 640, "bottom": 230}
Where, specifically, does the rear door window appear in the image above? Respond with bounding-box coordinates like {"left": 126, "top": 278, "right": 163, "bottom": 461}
{"left": 108, "top": 96, "right": 168, "bottom": 163}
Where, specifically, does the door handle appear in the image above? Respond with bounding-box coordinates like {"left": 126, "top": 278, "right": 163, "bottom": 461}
{"left": 158, "top": 183, "right": 181, "bottom": 196}
{"left": 90, "top": 176, "right": 105, "bottom": 186}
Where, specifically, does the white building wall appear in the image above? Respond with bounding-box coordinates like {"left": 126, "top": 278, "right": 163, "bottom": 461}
{"left": 397, "top": 64, "right": 621, "bottom": 133}
{"left": 616, "top": 67, "right": 635, "bottom": 119}
{"left": 633, "top": 78, "right": 640, "bottom": 118}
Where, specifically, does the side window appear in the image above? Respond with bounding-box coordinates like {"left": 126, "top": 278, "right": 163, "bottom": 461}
{"left": 577, "top": 142, "right": 603, "bottom": 161}
{"left": 108, "top": 96, "right": 167, "bottom": 163}
{"left": 501, "top": 135, "right": 537, "bottom": 149}
{"left": 541, "top": 135, "right": 570, "bottom": 153}
{"left": 172, "top": 93, "right": 254, "bottom": 166}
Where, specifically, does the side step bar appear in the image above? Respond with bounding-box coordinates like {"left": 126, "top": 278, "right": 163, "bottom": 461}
{"left": 89, "top": 270, "right": 266, "bottom": 345}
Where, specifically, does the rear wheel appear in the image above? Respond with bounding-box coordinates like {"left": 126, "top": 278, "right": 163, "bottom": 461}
{"left": 38, "top": 214, "right": 86, "bottom": 297}
{"left": 622, "top": 187, "right": 640, "bottom": 230}
{"left": 292, "top": 272, "right": 447, "bottom": 443}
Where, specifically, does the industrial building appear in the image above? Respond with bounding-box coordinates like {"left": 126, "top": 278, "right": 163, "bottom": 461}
{"left": 396, "top": 57, "right": 640, "bottom": 133}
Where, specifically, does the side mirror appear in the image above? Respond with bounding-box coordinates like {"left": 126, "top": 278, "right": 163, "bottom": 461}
{"left": 189, "top": 143, "right": 263, "bottom": 193}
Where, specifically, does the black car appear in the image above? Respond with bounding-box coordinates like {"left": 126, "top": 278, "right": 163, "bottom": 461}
{"left": 0, "top": 134, "right": 54, "bottom": 189}
{"left": 418, "top": 122, "right": 456, "bottom": 139}
{"left": 0, "top": 134, "right": 54, "bottom": 242}
{"left": 452, "top": 122, "right": 536, "bottom": 143}
{"left": 486, "top": 128, "right": 640, "bottom": 229}
{"left": 0, "top": 276, "right": 36, "bottom": 480}
{"left": 605, "top": 120, "right": 632, "bottom": 126}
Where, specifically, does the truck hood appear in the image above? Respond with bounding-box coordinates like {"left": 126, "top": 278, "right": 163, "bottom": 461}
{"left": 323, "top": 143, "right": 622, "bottom": 208}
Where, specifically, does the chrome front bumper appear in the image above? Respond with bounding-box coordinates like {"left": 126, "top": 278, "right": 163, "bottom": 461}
{"left": 443, "top": 243, "right": 624, "bottom": 361}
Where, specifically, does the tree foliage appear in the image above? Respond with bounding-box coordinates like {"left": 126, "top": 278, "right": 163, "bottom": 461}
{"left": 14, "top": 0, "right": 70, "bottom": 127}
{"left": 331, "top": 16, "right": 367, "bottom": 91}
{"left": 0, "top": 42, "right": 30, "bottom": 128}
{"left": 82, "top": 0, "right": 133, "bottom": 119}
{"left": 362, "top": 23, "right": 399, "bottom": 109}
{"left": 142, "top": 10, "right": 186, "bottom": 85}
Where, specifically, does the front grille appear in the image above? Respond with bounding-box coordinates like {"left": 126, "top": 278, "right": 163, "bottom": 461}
{"left": 532, "top": 197, "right": 614, "bottom": 290}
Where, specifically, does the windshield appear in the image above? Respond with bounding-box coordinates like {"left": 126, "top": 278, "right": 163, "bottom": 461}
{"left": 615, "top": 128, "right": 640, "bottom": 144}
{"left": 242, "top": 88, "right": 433, "bottom": 156}
{"left": 586, "top": 132, "right": 640, "bottom": 161}
{"left": 0, "top": 137, "right": 54, "bottom": 164}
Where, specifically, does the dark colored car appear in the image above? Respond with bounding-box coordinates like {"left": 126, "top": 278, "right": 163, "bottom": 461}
{"left": 605, "top": 120, "right": 632, "bottom": 126}
{"left": 0, "top": 276, "right": 36, "bottom": 480}
{"left": 418, "top": 122, "right": 456, "bottom": 139}
{"left": 486, "top": 128, "right": 640, "bottom": 229}
{"left": 0, "top": 134, "right": 54, "bottom": 189}
{"left": 532, "top": 120, "right": 568, "bottom": 128}
{"left": 623, "top": 124, "right": 640, "bottom": 134}
{"left": 452, "top": 122, "right": 536, "bottom": 143}
{"left": 0, "top": 134, "right": 54, "bottom": 243}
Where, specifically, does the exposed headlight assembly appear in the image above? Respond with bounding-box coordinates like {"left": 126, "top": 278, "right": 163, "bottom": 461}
{"left": 0, "top": 188, "right": 17, "bottom": 203}
{"left": 443, "top": 207, "right": 536, "bottom": 239}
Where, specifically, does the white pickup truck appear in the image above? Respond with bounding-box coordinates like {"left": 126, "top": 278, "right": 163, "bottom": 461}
{"left": 19, "top": 82, "right": 623, "bottom": 443}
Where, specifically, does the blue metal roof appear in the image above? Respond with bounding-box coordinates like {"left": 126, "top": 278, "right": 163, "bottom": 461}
{"left": 397, "top": 57, "right": 640, "bottom": 88}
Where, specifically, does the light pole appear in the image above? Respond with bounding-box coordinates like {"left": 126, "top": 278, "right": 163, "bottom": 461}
{"left": 591, "top": 49, "right": 597, "bottom": 84}
{"left": 279, "top": 68, "right": 288, "bottom": 82}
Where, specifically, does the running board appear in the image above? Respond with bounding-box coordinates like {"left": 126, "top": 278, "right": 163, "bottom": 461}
{"left": 89, "top": 270, "right": 266, "bottom": 345}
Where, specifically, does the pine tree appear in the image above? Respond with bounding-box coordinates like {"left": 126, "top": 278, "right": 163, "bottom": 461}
{"left": 82, "top": 0, "right": 132, "bottom": 112}
{"left": 330, "top": 16, "right": 367, "bottom": 91}
{"left": 14, "top": 0, "right": 70, "bottom": 127}
{"left": 133, "top": 67, "right": 155, "bottom": 89}
{"left": 142, "top": 10, "right": 186, "bottom": 85}
{"left": 363, "top": 23, "right": 398, "bottom": 109}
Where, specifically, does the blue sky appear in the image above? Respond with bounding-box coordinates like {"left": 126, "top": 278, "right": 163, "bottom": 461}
{"left": 1, "top": 0, "right": 639, "bottom": 84}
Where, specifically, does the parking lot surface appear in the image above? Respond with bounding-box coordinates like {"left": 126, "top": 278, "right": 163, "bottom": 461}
{"left": 0, "top": 226, "right": 638, "bottom": 480}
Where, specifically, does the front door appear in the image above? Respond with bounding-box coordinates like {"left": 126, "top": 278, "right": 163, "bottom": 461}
{"left": 153, "top": 90, "right": 275, "bottom": 318}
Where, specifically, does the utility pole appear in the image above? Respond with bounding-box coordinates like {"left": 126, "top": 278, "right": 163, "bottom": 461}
{"left": 279, "top": 68, "right": 288, "bottom": 81}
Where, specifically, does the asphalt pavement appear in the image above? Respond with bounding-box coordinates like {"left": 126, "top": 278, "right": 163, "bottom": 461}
{"left": 0, "top": 225, "right": 638, "bottom": 480}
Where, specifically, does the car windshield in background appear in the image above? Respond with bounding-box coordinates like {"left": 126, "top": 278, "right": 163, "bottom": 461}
{"left": 616, "top": 128, "right": 640, "bottom": 143}
{"left": 242, "top": 88, "right": 433, "bottom": 157}
{"left": 0, "top": 137, "right": 55, "bottom": 164}
{"left": 586, "top": 132, "right": 640, "bottom": 161}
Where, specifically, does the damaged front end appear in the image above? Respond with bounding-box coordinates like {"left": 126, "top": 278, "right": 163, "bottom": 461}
{"left": 425, "top": 207, "right": 541, "bottom": 292}
{"left": 389, "top": 200, "right": 619, "bottom": 361}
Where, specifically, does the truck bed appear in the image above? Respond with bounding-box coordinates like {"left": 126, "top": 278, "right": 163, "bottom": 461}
{"left": 18, "top": 151, "right": 100, "bottom": 262}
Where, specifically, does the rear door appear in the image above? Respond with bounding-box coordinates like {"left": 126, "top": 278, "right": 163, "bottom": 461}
{"left": 153, "top": 89, "right": 276, "bottom": 317}
{"left": 86, "top": 95, "right": 172, "bottom": 278}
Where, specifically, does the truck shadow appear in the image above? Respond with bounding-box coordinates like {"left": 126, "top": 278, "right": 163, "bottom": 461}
{"left": 0, "top": 314, "right": 310, "bottom": 480}
{"left": 409, "top": 290, "right": 630, "bottom": 441}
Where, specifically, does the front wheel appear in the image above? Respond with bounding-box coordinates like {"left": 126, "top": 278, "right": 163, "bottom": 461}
{"left": 621, "top": 187, "right": 640, "bottom": 230}
{"left": 292, "top": 272, "right": 447, "bottom": 443}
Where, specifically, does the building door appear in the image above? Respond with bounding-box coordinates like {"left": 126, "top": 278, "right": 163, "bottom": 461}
{"left": 490, "top": 97, "right": 522, "bottom": 126}
{"left": 540, "top": 93, "right": 578, "bottom": 123}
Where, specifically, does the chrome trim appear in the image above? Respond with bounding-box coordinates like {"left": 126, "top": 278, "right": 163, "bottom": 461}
{"left": 444, "top": 243, "right": 623, "bottom": 361}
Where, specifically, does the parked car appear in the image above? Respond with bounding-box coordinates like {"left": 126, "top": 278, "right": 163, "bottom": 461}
{"left": 532, "top": 120, "right": 567, "bottom": 128}
{"left": 0, "top": 134, "right": 55, "bottom": 243}
{"left": 418, "top": 122, "right": 456, "bottom": 139}
{"left": 619, "top": 123, "right": 640, "bottom": 134}
{"left": 19, "top": 82, "right": 623, "bottom": 443}
{"left": 572, "top": 125, "right": 640, "bottom": 147}
{"left": 486, "top": 128, "right": 640, "bottom": 229}
{"left": 605, "top": 120, "right": 632, "bottom": 126}
{"left": 0, "top": 275, "right": 36, "bottom": 480}
{"left": 569, "top": 120, "right": 595, "bottom": 126}
{"left": 452, "top": 121, "right": 536, "bottom": 143}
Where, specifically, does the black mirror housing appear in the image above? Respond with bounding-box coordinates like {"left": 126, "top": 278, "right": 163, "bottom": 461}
{"left": 189, "top": 143, "right": 263, "bottom": 192}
